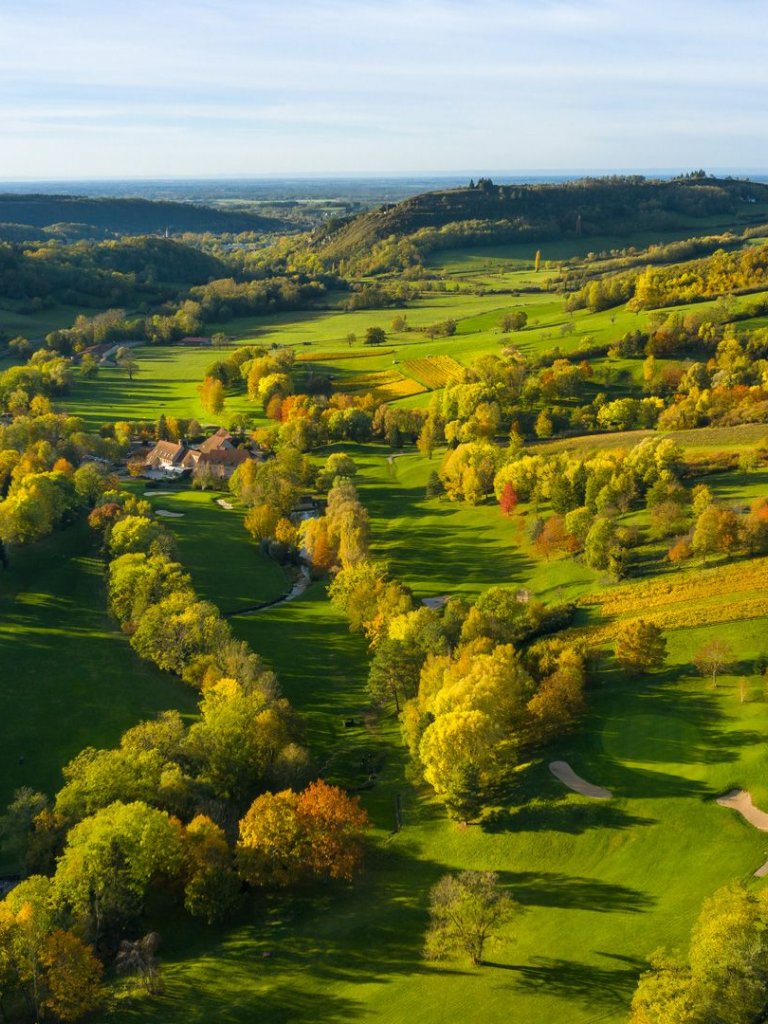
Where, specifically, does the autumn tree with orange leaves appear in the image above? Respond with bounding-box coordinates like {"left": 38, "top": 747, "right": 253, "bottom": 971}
{"left": 236, "top": 780, "right": 370, "bottom": 887}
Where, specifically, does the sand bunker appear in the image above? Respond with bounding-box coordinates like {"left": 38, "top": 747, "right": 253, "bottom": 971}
{"left": 216, "top": 499, "right": 234, "bottom": 510}
{"left": 716, "top": 790, "right": 768, "bottom": 877}
{"left": 716, "top": 789, "right": 768, "bottom": 831}
{"left": 147, "top": 490, "right": 175, "bottom": 496}
{"left": 549, "top": 761, "right": 612, "bottom": 799}
{"left": 421, "top": 595, "right": 449, "bottom": 610}
{"left": 156, "top": 509, "right": 185, "bottom": 518}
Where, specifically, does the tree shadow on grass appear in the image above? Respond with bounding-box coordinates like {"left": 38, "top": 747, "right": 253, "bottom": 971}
{"left": 499, "top": 871, "right": 655, "bottom": 914}
{"left": 588, "top": 663, "right": 764, "bottom": 771}
{"left": 497, "top": 951, "right": 645, "bottom": 1011}
{"left": 483, "top": 798, "right": 658, "bottom": 836}
{"left": 137, "top": 845, "right": 471, "bottom": 1024}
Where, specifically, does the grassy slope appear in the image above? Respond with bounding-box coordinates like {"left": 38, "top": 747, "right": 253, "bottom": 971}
{"left": 139, "top": 487, "right": 288, "bottom": 612}
{"left": 0, "top": 522, "right": 198, "bottom": 811}
{"left": 58, "top": 279, "right": 768, "bottom": 427}
{"left": 0, "top": 304, "right": 103, "bottom": 343}
{"left": 59, "top": 345, "right": 261, "bottom": 428}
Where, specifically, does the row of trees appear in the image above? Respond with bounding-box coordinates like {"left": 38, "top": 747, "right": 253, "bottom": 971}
{"left": 0, "top": 776, "right": 368, "bottom": 1021}
{"left": 327, "top": 555, "right": 584, "bottom": 818}
{"left": 0, "top": 478, "right": 371, "bottom": 1018}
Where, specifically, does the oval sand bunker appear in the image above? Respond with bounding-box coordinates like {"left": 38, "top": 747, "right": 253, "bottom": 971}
{"left": 549, "top": 761, "right": 612, "bottom": 799}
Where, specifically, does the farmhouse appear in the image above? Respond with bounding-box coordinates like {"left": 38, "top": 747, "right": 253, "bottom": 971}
{"left": 144, "top": 439, "right": 187, "bottom": 475}
{"left": 198, "top": 427, "right": 234, "bottom": 453}
{"left": 142, "top": 429, "right": 260, "bottom": 481}
{"left": 192, "top": 447, "right": 253, "bottom": 481}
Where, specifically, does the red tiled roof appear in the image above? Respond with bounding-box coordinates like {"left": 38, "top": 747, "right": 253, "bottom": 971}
{"left": 198, "top": 448, "right": 251, "bottom": 467}
{"left": 146, "top": 440, "right": 186, "bottom": 464}
{"left": 199, "top": 428, "right": 233, "bottom": 453}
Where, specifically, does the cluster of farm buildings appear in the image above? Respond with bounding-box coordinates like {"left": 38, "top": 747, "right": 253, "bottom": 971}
{"left": 137, "top": 427, "right": 261, "bottom": 482}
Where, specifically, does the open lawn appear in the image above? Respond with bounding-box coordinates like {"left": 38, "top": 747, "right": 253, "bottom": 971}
{"left": 0, "top": 522, "right": 197, "bottom": 817}
{"left": 60, "top": 345, "right": 264, "bottom": 428}
{"left": 0, "top": 303, "right": 100, "bottom": 342}
{"left": 139, "top": 486, "right": 288, "bottom": 613}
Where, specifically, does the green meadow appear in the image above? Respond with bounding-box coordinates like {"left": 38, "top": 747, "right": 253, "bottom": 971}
{"left": 139, "top": 486, "right": 288, "bottom": 612}
{"left": 60, "top": 277, "right": 768, "bottom": 429}
{"left": 0, "top": 523, "right": 197, "bottom": 815}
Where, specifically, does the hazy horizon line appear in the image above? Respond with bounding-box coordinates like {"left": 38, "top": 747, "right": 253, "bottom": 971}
{"left": 1, "top": 167, "right": 767, "bottom": 185}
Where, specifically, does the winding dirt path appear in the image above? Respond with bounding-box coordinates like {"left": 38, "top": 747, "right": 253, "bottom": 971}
{"left": 549, "top": 761, "right": 612, "bottom": 800}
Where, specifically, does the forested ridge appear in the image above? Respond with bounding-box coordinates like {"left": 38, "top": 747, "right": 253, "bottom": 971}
{"left": 316, "top": 175, "right": 768, "bottom": 268}
{"left": 0, "top": 194, "right": 289, "bottom": 236}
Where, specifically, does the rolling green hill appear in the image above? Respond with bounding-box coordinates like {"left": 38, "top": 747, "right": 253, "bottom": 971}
{"left": 317, "top": 175, "right": 768, "bottom": 264}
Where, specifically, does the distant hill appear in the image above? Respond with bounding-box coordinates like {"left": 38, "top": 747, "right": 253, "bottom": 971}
{"left": 316, "top": 176, "right": 768, "bottom": 265}
{"left": 0, "top": 236, "right": 231, "bottom": 309}
{"left": 0, "top": 194, "right": 291, "bottom": 237}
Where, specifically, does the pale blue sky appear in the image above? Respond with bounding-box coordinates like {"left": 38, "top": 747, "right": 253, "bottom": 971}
{"left": 2, "top": 0, "right": 768, "bottom": 178}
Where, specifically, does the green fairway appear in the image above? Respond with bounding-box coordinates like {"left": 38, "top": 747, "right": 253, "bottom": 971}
{"left": 105, "top": 595, "right": 768, "bottom": 1024}
{"left": 315, "top": 443, "right": 597, "bottom": 604}
{"left": 0, "top": 523, "right": 198, "bottom": 814}
{"left": 140, "top": 486, "right": 289, "bottom": 613}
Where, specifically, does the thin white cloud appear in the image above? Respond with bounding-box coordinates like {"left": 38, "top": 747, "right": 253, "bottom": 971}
{"left": 1, "top": 0, "right": 768, "bottom": 175}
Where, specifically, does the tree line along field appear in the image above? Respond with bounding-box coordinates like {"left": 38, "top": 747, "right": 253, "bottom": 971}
{"left": 6, "top": 213, "right": 768, "bottom": 1023}
{"left": 58, "top": 260, "right": 768, "bottom": 430}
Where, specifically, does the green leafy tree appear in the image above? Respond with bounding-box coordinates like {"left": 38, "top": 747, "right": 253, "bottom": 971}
{"left": 184, "top": 678, "right": 294, "bottom": 804}
{"left": 424, "top": 871, "right": 519, "bottom": 965}
{"left": 108, "top": 515, "right": 175, "bottom": 559}
{"left": 0, "top": 787, "right": 48, "bottom": 873}
{"left": 364, "top": 326, "right": 386, "bottom": 346}
{"left": 316, "top": 452, "right": 357, "bottom": 491}
{"left": 500, "top": 311, "right": 527, "bottom": 332}
{"left": 630, "top": 884, "right": 768, "bottom": 1024}
{"left": 130, "top": 591, "right": 230, "bottom": 675}
{"left": 615, "top": 620, "right": 667, "bottom": 673}
{"left": 53, "top": 802, "right": 184, "bottom": 939}
{"left": 108, "top": 552, "right": 193, "bottom": 631}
